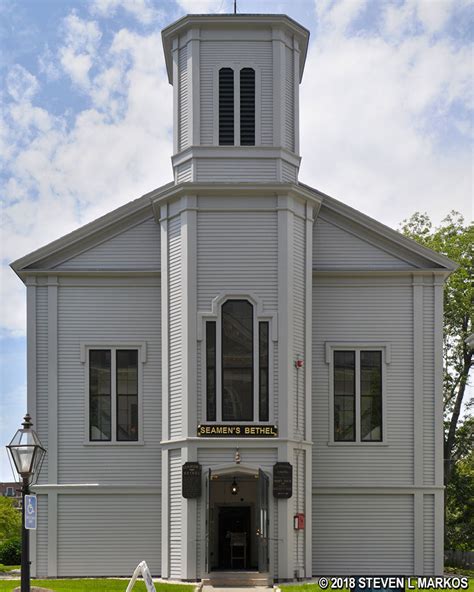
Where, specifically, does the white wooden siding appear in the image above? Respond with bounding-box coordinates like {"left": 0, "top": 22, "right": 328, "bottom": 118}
{"left": 57, "top": 281, "right": 161, "bottom": 484}
{"left": 57, "top": 494, "right": 161, "bottom": 576}
{"left": 293, "top": 216, "right": 305, "bottom": 438}
{"left": 281, "top": 161, "right": 297, "bottom": 182}
{"left": 195, "top": 159, "right": 277, "bottom": 182}
{"left": 294, "top": 449, "right": 305, "bottom": 573}
{"left": 55, "top": 218, "right": 160, "bottom": 270}
{"left": 312, "top": 280, "right": 414, "bottom": 485}
{"left": 178, "top": 44, "right": 190, "bottom": 152}
{"left": 176, "top": 161, "right": 193, "bottom": 183}
{"left": 313, "top": 218, "right": 415, "bottom": 269}
{"left": 423, "top": 494, "right": 435, "bottom": 574}
{"left": 423, "top": 287, "right": 435, "bottom": 485}
{"left": 312, "top": 494, "right": 414, "bottom": 574}
{"left": 197, "top": 211, "right": 278, "bottom": 311}
{"left": 200, "top": 41, "right": 273, "bottom": 145}
{"left": 36, "top": 286, "right": 49, "bottom": 482}
{"left": 284, "top": 46, "right": 294, "bottom": 152}
{"left": 36, "top": 494, "right": 48, "bottom": 577}
{"left": 168, "top": 216, "right": 183, "bottom": 440}
{"left": 169, "top": 450, "right": 182, "bottom": 579}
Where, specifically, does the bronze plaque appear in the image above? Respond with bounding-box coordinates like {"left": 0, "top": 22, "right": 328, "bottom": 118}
{"left": 182, "top": 462, "right": 202, "bottom": 499}
{"left": 273, "top": 462, "right": 293, "bottom": 498}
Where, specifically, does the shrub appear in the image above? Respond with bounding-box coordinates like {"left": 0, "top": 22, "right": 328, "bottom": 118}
{"left": 0, "top": 538, "right": 21, "bottom": 565}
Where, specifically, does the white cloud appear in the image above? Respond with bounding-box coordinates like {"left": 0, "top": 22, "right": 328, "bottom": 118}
{"left": 91, "top": 0, "right": 164, "bottom": 24}
{"left": 176, "top": 0, "right": 227, "bottom": 14}
{"left": 6, "top": 65, "right": 39, "bottom": 102}
{"left": 59, "top": 13, "right": 102, "bottom": 88}
{"left": 300, "top": 0, "right": 472, "bottom": 228}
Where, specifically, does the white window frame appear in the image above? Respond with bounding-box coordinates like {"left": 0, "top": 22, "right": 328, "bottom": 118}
{"left": 213, "top": 62, "right": 262, "bottom": 147}
{"left": 326, "top": 342, "right": 390, "bottom": 446}
{"left": 198, "top": 292, "right": 277, "bottom": 424}
{"left": 80, "top": 341, "right": 147, "bottom": 445}
{"left": 5, "top": 486, "right": 15, "bottom": 496}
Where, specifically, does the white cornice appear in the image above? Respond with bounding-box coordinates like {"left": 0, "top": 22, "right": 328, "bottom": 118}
{"left": 171, "top": 145, "right": 302, "bottom": 167}
{"left": 10, "top": 182, "right": 173, "bottom": 279}
{"left": 301, "top": 182, "right": 458, "bottom": 272}
{"left": 162, "top": 14, "right": 310, "bottom": 85}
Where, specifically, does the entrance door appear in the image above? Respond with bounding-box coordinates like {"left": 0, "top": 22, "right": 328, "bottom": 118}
{"left": 218, "top": 506, "right": 251, "bottom": 569}
{"left": 257, "top": 469, "right": 269, "bottom": 572}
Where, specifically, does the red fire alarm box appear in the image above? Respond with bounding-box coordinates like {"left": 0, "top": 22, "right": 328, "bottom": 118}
{"left": 294, "top": 513, "right": 305, "bottom": 530}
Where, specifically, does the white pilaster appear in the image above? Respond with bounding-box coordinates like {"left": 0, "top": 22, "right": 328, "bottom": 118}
{"left": 189, "top": 30, "right": 200, "bottom": 147}
{"left": 47, "top": 275, "right": 58, "bottom": 577}
{"left": 413, "top": 276, "right": 423, "bottom": 486}
{"left": 172, "top": 37, "right": 179, "bottom": 157}
{"left": 161, "top": 448, "right": 169, "bottom": 579}
{"left": 414, "top": 490, "right": 423, "bottom": 574}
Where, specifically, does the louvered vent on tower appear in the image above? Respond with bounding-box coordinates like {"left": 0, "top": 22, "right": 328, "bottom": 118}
{"left": 240, "top": 67, "right": 255, "bottom": 146}
{"left": 219, "top": 68, "right": 234, "bottom": 145}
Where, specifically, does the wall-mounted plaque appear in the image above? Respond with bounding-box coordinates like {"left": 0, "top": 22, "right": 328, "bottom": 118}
{"left": 197, "top": 424, "right": 278, "bottom": 437}
{"left": 273, "top": 462, "right": 293, "bottom": 498}
{"left": 182, "top": 462, "right": 202, "bottom": 499}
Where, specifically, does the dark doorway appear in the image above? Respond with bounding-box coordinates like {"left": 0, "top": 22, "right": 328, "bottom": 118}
{"left": 217, "top": 506, "right": 251, "bottom": 570}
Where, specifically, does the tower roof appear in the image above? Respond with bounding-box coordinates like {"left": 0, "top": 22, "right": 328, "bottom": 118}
{"left": 162, "top": 13, "right": 310, "bottom": 84}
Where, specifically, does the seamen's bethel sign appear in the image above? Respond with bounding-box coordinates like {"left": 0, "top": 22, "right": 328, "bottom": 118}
{"left": 197, "top": 424, "right": 278, "bottom": 437}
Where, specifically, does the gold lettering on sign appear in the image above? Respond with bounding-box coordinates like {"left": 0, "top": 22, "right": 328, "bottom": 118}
{"left": 197, "top": 424, "right": 278, "bottom": 437}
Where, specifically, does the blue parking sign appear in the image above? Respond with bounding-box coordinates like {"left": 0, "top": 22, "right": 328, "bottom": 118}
{"left": 25, "top": 495, "right": 37, "bottom": 530}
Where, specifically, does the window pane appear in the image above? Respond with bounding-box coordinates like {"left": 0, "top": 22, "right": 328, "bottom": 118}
{"left": 222, "top": 300, "right": 253, "bottom": 421}
{"left": 90, "top": 350, "right": 111, "bottom": 395}
{"left": 89, "top": 350, "right": 111, "bottom": 441}
{"left": 117, "top": 396, "right": 138, "bottom": 441}
{"left": 90, "top": 396, "right": 111, "bottom": 441}
{"left": 259, "top": 322, "right": 269, "bottom": 421}
{"left": 117, "top": 350, "right": 138, "bottom": 395}
{"left": 334, "top": 351, "right": 355, "bottom": 441}
{"left": 206, "top": 321, "right": 217, "bottom": 421}
{"left": 361, "top": 351, "right": 382, "bottom": 441}
{"left": 117, "top": 350, "right": 138, "bottom": 441}
{"left": 219, "top": 68, "right": 234, "bottom": 145}
{"left": 240, "top": 68, "right": 255, "bottom": 146}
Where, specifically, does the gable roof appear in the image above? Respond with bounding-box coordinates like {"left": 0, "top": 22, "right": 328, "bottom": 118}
{"left": 11, "top": 179, "right": 457, "bottom": 281}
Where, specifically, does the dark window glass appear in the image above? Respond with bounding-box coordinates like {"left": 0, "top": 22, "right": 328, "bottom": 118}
{"left": 206, "top": 321, "right": 217, "bottom": 421}
{"left": 334, "top": 351, "right": 355, "bottom": 441}
{"left": 259, "top": 322, "right": 269, "bottom": 421}
{"left": 116, "top": 350, "right": 138, "bottom": 441}
{"left": 360, "top": 351, "right": 382, "bottom": 441}
{"left": 222, "top": 300, "right": 253, "bottom": 421}
{"left": 90, "top": 350, "right": 111, "bottom": 441}
{"left": 240, "top": 67, "right": 255, "bottom": 146}
{"left": 219, "top": 68, "right": 234, "bottom": 145}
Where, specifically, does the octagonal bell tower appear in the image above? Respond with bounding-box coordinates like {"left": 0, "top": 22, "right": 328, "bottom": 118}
{"left": 162, "top": 14, "right": 309, "bottom": 184}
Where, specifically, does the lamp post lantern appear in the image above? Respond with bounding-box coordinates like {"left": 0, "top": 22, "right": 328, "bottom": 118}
{"left": 6, "top": 414, "right": 46, "bottom": 592}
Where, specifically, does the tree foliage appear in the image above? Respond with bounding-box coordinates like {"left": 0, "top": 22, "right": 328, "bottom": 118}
{"left": 0, "top": 496, "right": 21, "bottom": 543}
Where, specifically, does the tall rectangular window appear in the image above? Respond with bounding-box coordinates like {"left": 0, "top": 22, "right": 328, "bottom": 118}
{"left": 259, "top": 322, "right": 269, "bottom": 421}
{"left": 89, "top": 350, "right": 111, "bottom": 441}
{"left": 240, "top": 67, "right": 255, "bottom": 146}
{"left": 88, "top": 347, "right": 141, "bottom": 443}
{"left": 116, "top": 350, "right": 138, "bottom": 441}
{"left": 219, "top": 67, "right": 234, "bottom": 145}
{"left": 360, "top": 351, "right": 382, "bottom": 441}
{"left": 334, "top": 351, "right": 355, "bottom": 441}
{"left": 206, "top": 321, "right": 217, "bottom": 421}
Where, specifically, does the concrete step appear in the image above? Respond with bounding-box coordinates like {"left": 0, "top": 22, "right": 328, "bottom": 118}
{"left": 203, "top": 571, "right": 272, "bottom": 587}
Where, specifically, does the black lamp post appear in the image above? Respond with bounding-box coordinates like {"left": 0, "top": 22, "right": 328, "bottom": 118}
{"left": 6, "top": 414, "right": 46, "bottom": 592}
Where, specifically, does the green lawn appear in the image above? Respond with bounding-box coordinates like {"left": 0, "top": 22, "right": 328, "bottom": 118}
{"left": 0, "top": 566, "right": 20, "bottom": 573}
{"left": 0, "top": 581, "right": 194, "bottom": 592}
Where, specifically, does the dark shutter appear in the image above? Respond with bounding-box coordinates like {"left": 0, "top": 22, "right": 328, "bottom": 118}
{"left": 219, "top": 68, "right": 234, "bottom": 145}
{"left": 240, "top": 67, "right": 255, "bottom": 146}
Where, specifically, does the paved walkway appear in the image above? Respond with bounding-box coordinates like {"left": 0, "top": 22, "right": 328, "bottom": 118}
{"left": 202, "top": 587, "right": 272, "bottom": 591}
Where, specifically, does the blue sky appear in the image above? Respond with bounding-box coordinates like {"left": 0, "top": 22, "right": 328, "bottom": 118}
{"left": 0, "top": 0, "right": 472, "bottom": 479}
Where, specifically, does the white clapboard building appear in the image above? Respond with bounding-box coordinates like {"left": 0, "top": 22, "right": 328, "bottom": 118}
{"left": 11, "top": 12, "right": 455, "bottom": 583}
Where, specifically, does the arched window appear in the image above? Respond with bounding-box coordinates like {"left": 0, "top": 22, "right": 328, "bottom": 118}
{"left": 205, "top": 299, "right": 270, "bottom": 422}
{"left": 219, "top": 67, "right": 234, "bottom": 145}
{"left": 240, "top": 67, "right": 255, "bottom": 146}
